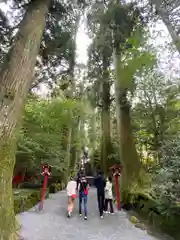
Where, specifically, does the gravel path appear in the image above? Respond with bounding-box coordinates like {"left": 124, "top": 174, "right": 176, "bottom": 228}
{"left": 17, "top": 188, "right": 161, "bottom": 240}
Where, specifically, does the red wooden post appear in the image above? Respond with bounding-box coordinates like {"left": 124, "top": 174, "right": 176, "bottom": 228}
{"left": 39, "top": 164, "right": 51, "bottom": 211}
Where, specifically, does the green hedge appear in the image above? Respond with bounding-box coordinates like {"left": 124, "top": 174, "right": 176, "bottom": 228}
{"left": 47, "top": 176, "right": 62, "bottom": 186}
{"left": 19, "top": 182, "right": 43, "bottom": 189}
{"left": 13, "top": 188, "right": 49, "bottom": 214}
{"left": 129, "top": 192, "right": 180, "bottom": 239}
{"left": 14, "top": 180, "right": 65, "bottom": 214}
{"left": 49, "top": 182, "right": 65, "bottom": 193}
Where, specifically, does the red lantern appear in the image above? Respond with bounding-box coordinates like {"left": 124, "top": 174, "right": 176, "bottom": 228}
{"left": 110, "top": 164, "right": 121, "bottom": 211}
{"left": 39, "top": 164, "right": 51, "bottom": 211}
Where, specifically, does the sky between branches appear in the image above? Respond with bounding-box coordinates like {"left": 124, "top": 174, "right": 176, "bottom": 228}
{"left": 0, "top": 1, "right": 179, "bottom": 93}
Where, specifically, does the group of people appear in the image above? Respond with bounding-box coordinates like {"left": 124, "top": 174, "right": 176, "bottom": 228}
{"left": 95, "top": 170, "right": 114, "bottom": 218}
{"left": 66, "top": 170, "right": 114, "bottom": 220}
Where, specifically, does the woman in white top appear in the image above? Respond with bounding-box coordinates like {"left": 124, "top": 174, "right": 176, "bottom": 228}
{"left": 104, "top": 176, "right": 114, "bottom": 214}
{"left": 66, "top": 176, "right": 77, "bottom": 217}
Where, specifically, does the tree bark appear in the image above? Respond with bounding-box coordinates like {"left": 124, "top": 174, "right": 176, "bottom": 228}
{"left": 100, "top": 56, "right": 111, "bottom": 174}
{"left": 0, "top": 0, "right": 50, "bottom": 238}
{"left": 65, "top": 39, "right": 76, "bottom": 182}
{"left": 64, "top": 13, "right": 80, "bottom": 180}
{"left": 73, "top": 82, "right": 85, "bottom": 172}
{"left": 65, "top": 125, "right": 72, "bottom": 183}
{"left": 73, "top": 116, "right": 81, "bottom": 171}
{"left": 89, "top": 110, "right": 96, "bottom": 169}
{"left": 113, "top": 47, "right": 141, "bottom": 200}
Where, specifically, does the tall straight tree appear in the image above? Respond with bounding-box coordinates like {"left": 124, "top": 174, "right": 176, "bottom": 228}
{"left": 111, "top": 2, "right": 142, "bottom": 198}
{"left": 87, "top": 4, "right": 113, "bottom": 173}
{"left": 0, "top": 0, "right": 50, "bottom": 238}
{"left": 88, "top": 0, "right": 142, "bottom": 193}
{"left": 65, "top": 14, "right": 81, "bottom": 181}
{"left": 65, "top": 39, "right": 76, "bottom": 183}
{"left": 101, "top": 52, "right": 112, "bottom": 174}
{"left": 88, "top": 44, "right": 112, "bottom": 173}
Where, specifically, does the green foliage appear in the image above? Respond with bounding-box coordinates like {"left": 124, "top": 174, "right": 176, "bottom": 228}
{"left": 115, "top": 25, "right": 156, "bottom": 90}
{"left": 49, "top": 183, "right": 63, "bottom": 193}
{"left": 1, "top": 1, "right": 178, "bottom": 236}
{"left": 13, "top": 188, "right": 49, "bottom": 214}
{"left": 19, "top": 182, "right": 42, "bottom": 189}
{"left": 132, "top": 70, "right": 180, "bottom": 155}
{"left": 129, "top": 192, "right": 180, "bottom": 239}
{"left": 131, "top": 67, "right": 180, "bottom": 238}
{"left": 16, "top": 96, "right": 88, "bottom": 176}
{"left": 154, "top": 136, "right": 180, "bottom": 216}
{"left": 91, "top": 148, "right": 101, "bottom": 170}
{"left": 91, "top": 140, "right": 120, "bottom": 171}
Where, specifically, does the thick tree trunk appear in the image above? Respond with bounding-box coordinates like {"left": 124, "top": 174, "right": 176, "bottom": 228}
{"left": 91, "top": 114, "right": 96, "bottom": 153}
{"left": 65, "top": 126, "right": 72, "bottom": 183}
{"left": 0, "top": 141, "right": 18, "bottom": 240}
{"left": 100, "top": 57, "right": 111, "bottom": 174}
{"left": 73, "top": 119, "right": 80, "bottom": 171}
{"left": 101, "top": 107, "right": 111, "bottom": 173}
{"left": 113, "top": 48, "right": 141, "bottom": 200}
{"left": 61, "top": 125, "right": 70, "bottom": 182}
{"left": 65, "top": 101, "right": 73, "bottom": 182}
{"left": 73, "top": 82, "right": 85, "bottom": 171}
{"left": 65, "top": 12, "right": 81, "bottom": 178}
{"left": 90, "top": 111, "right": 96, "bottom": 168}
{"left": 0, "top": 0, "right": 50, "bottom": 238}
{"left": 70, "top": 127, "right": 77, "bottom": 170}
{"left": 70, "top": 116, "right": 81, "bottom": 172}
{"left": 65, "top": 39, "right": 76, "bottom": 181}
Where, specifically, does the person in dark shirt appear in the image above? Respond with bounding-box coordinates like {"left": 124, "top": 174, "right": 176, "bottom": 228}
{"left": 94, "top": 170, "right": 106, "bottom": 218}
{"left": 78, "top": 174, "right": 89, "bottom": 220}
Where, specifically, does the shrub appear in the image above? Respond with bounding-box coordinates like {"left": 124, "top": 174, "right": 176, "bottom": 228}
{"left": 14, "top": 188, "right": 49, "bottom": 214}
{"left": 20, "top": 182, "right": 43, "bottom": 189}
{"left": 49, "top": 183, "right": 62, "bottom": 193}
{"left": 47, "top": 176, "right": 62, "bottom": 186}
{"left": 129, "top": 192, "right": 180, "bottom": 239}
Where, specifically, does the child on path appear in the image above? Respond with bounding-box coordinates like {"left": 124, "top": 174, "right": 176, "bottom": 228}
{"left": 78, "top": 174, "right": 89, "bottom": 220}
{"left": 66, "top": 176, "right": 77, "bottom": 218}
{"left": 104, "top": 176, "right": 114, "bottom": 214}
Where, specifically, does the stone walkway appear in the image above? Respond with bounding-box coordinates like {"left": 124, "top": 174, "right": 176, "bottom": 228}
{"left": 17, "top": 188, "right": 161, "bottom": 240}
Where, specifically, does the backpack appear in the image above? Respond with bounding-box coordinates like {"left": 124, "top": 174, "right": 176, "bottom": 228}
{"left": 80, "top": 178, "right": 88, "bottom": 195}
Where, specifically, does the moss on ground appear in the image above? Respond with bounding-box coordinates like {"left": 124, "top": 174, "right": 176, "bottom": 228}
{"left": 13, "top": 188, "right": 49, "bottom": 214}
{"left": 127, "top": 192, "right": 180, "bottom": 240}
